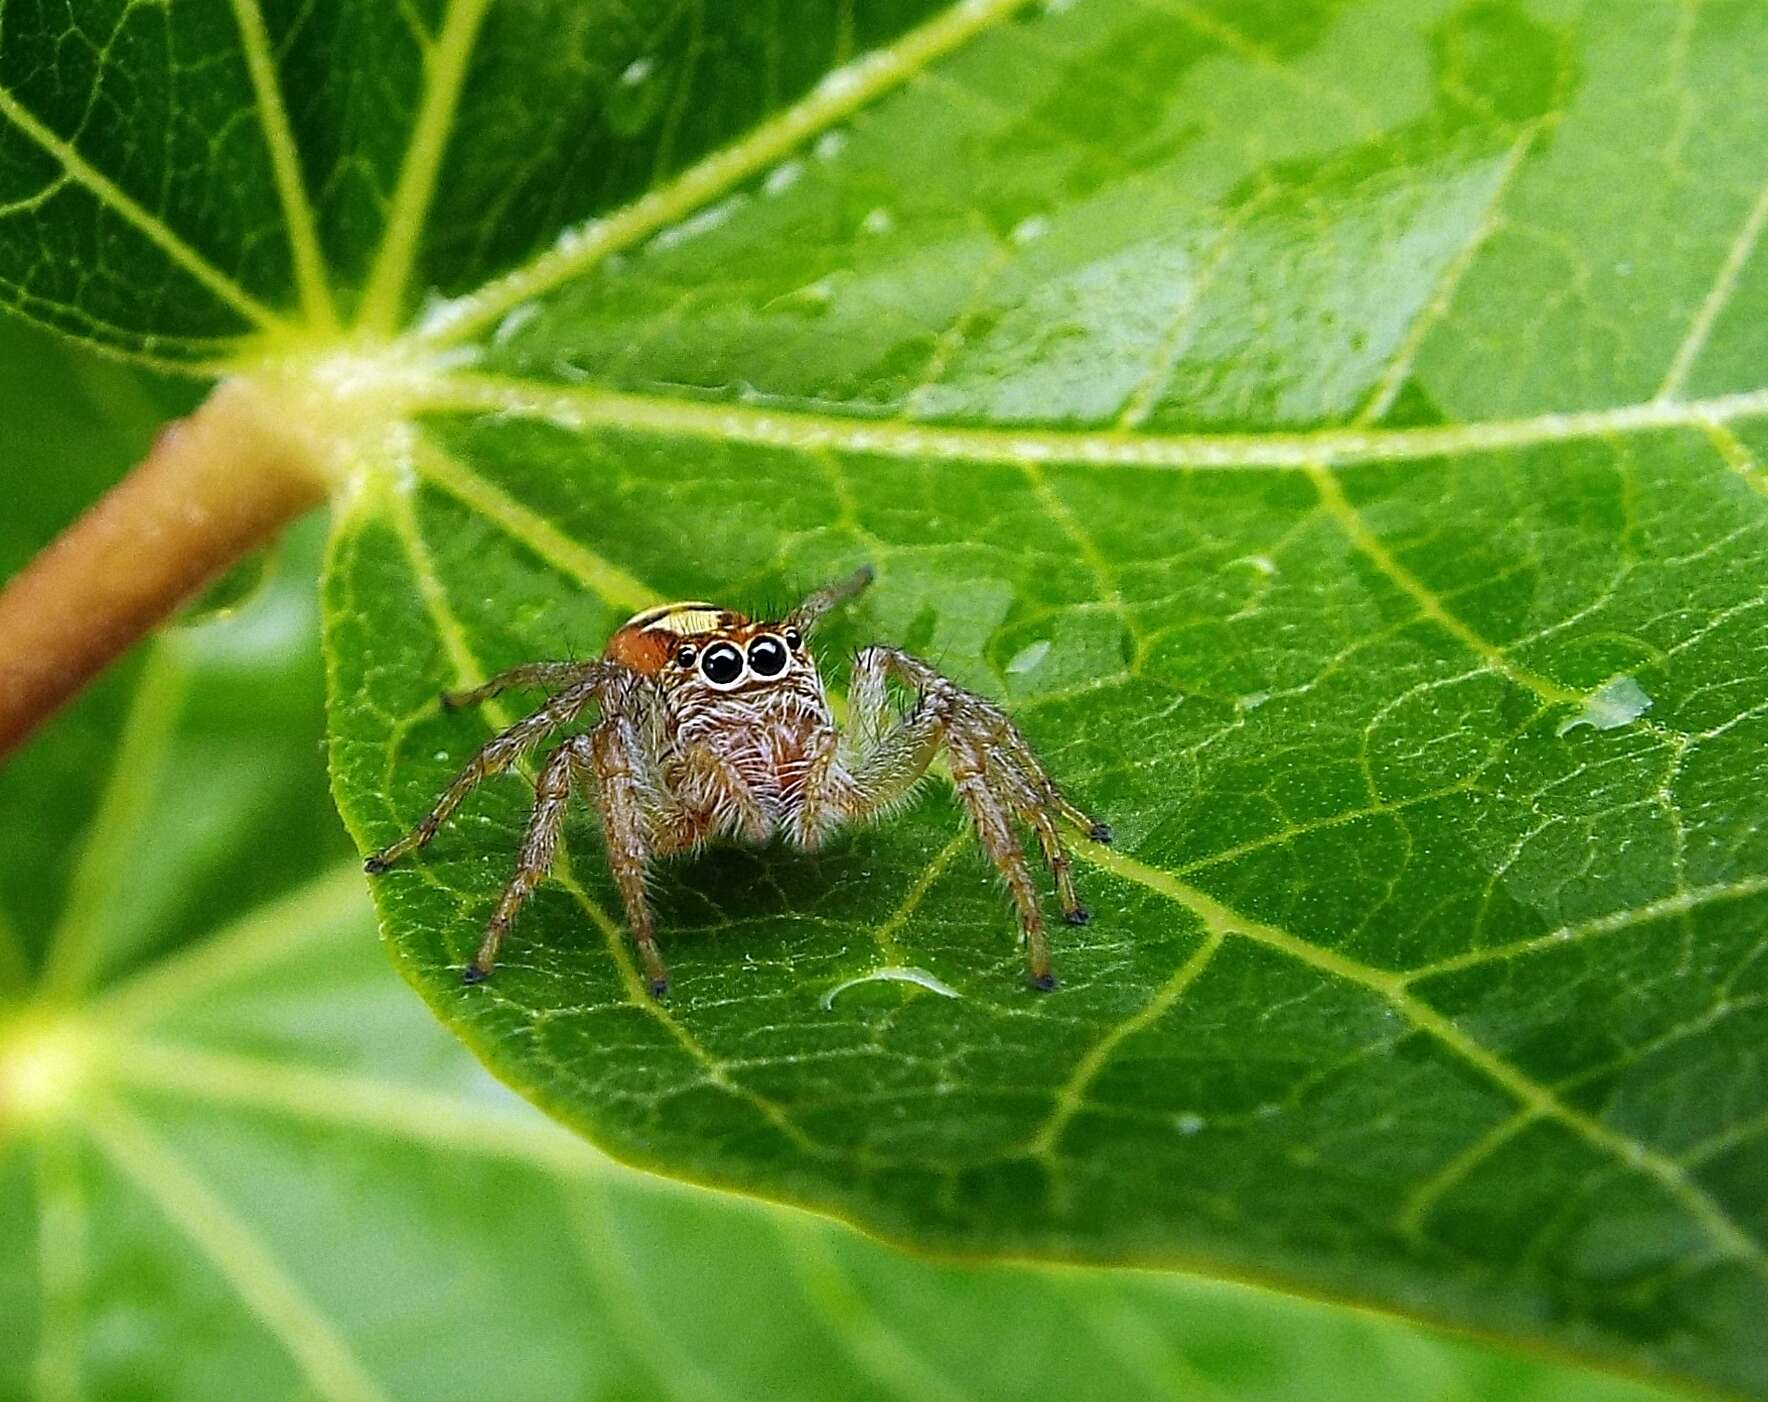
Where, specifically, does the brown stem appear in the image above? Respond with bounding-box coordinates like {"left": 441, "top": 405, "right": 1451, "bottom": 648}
{"left": 0, "top": 379, "right": 329, "bottom": 760}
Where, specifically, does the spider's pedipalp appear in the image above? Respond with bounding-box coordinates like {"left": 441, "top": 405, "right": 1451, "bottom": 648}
{"left": 785, "top": 563, "right": 874, "bottom": 635}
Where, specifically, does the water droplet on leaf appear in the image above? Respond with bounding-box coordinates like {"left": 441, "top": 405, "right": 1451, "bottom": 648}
{"left": 763, "top": 159, "right": 804, "bottom": 197}
{"left": 821, "top": 966, "right": 962, "bottom": 1009}
{"left": 1557, "top": 676, "right": 1653, "bottom": 736}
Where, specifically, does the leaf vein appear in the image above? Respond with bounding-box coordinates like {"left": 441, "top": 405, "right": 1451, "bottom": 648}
{"left": 414, "top": 0, "right": 1038, "bottom": 347}
{"left": 775, "top": 1217, "right": 972, "bottom": 1402}
{"left": 226, "top": 0, "right": 338, "bottom": 331}
{"left": 1305, "top": 463, "right": 1583, "bottom": 710}
{"left": 90, "top": 861, "right": 367, "bottom": 1028}
{"left": 412, "top": 437, "right": 658, "bottom": 611}
{"left": 102, "top": 1038, "right": 612, "bottom": 1182}
{"left": 1395, "top": 1108, "right": 1537, "bottom": 1244}
{"left": 0, "top": 83, "right": 286, "bottom": 330}
{"left": 1406, "top": 878, "right": 1768, "bottom": 982}
{"left": 1355, "top": 125, "right": 1541, "bottom": 425}
{"left": 40, "top": 644, "right": 190, "bottom": 1000}
{"left": 414, "top": 369, "right": 1768, "bottom": 471}
{"left": 862, "top": 829, "right": 971, "bottom": 967}
{"left": 1699, "top": 419, "right": 1768, "bottom": 501}
{"left": 1657, "top": 177, "right": 1768, "bottom": 401}
{"left": 31, "top": 1132, "right": 86, "bottom": 1402}
{"left": 83, "top": 1101, "right": 391, "bottom": 1402}
{"left": 1027, "top": 927, "right": 1226, "bottom": 1161}
{"left": 357, "top": 0, "right": 496, "bottom": 332}
{"left": 1080, "top": 841, "right": 1768, "bottom": 1272}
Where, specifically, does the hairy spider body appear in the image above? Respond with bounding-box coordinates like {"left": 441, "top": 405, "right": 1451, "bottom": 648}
{"left": 365, "top": 566, "right": 1109, "bottom": 996}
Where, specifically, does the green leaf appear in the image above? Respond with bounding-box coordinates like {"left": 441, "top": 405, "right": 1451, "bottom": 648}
{"left": 4, "top": 0, "right": 1766, "bottom": 1395}
{"left": 1, "top": 319, "right": 1672, "bottom": 1402}
{"left": 0, "top": 0, "right": 959, "bottom": 356}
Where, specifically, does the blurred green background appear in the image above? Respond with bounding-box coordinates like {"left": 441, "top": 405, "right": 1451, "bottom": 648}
{"left": 0, "top": 315, "right": 1693, "bottom": 1401}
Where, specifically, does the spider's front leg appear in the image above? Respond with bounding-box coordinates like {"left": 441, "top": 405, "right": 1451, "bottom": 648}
{"left": 365, "top": 662, "right": 672, "bottom": 989}
{"left": 464, "top": 699, "right": 677, "bottom": 992}
{"left": 826, "top": 646, "right": 1109, "bottom": 989}
{"left": 363, "top": 670, "right": 610, "bottom": 873}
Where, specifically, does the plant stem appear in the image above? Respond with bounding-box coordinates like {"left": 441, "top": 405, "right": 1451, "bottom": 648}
{"left": 0, "top": 379, "right": 328, "bottom": 760}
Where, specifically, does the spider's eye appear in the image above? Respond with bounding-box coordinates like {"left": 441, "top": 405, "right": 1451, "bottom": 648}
{"left": 674, "top": 644, "right": 697, "bottom": 669}
{"left": 747, "top": 634, "right": 789, "bottom": 678}
{"left": 783, "top": 627, "right": 802, "bottom": 651}
{"left": 699, "top": 641, "right": 744, "bottom": 686}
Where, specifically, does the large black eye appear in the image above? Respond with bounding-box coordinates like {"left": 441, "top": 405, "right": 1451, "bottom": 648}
{"left": 699, "top": 641, "right": 744, "bottom": 686}
{"left": 747, "top": 634, "right": 789, "bottom": 678}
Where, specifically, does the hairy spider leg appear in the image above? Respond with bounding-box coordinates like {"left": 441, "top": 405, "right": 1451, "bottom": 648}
{"left": 466, "top": 733, "right": 587, "bottom": 982}
{"left": 441, "top": 660, "right": 605, "bottom": 712}
{"left": 950, "top": 727, "right": 1057, "bottom": 986}
{"left": 984, "top": 723, "right": 1094, "bottom": 924}
{"left": 587, "top": 712, "right": 673, "bottom": 996}
{"left": 820, "top": 645, "right": 1107, "bottom": 989}
{"left": 995, "top": 722, "right": 1114, "bottom": 846}
{"left": 363, "top": 673, "right": 611, "bottom": 872}
{"left": 371, "top": 663, "right": 691, "bottom": 990}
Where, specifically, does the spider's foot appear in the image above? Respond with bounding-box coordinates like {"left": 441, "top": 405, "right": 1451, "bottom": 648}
{"left": 647, "top": 976, "right": 670, "bottom": 1000}
{"left": 1030, "top": 970, "right": 1059, "bottom": 992}
{"left": 462, "top": 962, "right": 492, "bottom": 986}
{"left": 363, "top": 853, "right": 393, "bottom": 874}
{"left": 439, "top": 689, "right": 465, "bottom": 712}
{"left": 1088, "top": 822, "right": 1114, "bottom": 845}
{"left": 1063, "top": 904, "right": 1092, "bottom": 926}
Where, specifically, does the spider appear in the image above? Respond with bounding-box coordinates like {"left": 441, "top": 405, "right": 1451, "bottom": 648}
{"left": 365, "top": 565, "right": 1110, "bottom": 996}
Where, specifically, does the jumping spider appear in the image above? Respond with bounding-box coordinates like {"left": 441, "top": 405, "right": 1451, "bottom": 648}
{"left": 366, "top": 566, "right": 1109, "bottom": 995}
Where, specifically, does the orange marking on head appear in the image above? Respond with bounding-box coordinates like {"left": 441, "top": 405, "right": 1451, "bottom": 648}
{"left": 604, "top": 601, "right": 752, "bottom": 676}
{"left": 603, "top": 625, "right": 673, "bottom": 675}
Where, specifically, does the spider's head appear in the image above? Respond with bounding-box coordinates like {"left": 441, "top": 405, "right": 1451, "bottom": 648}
{"left": 604, "top": 601, "right": 816, "bottom": 698}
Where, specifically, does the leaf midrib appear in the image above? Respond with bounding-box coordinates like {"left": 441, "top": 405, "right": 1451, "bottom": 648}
{"left": 409, "top": 371, "right": 1768, "bottom": 473}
